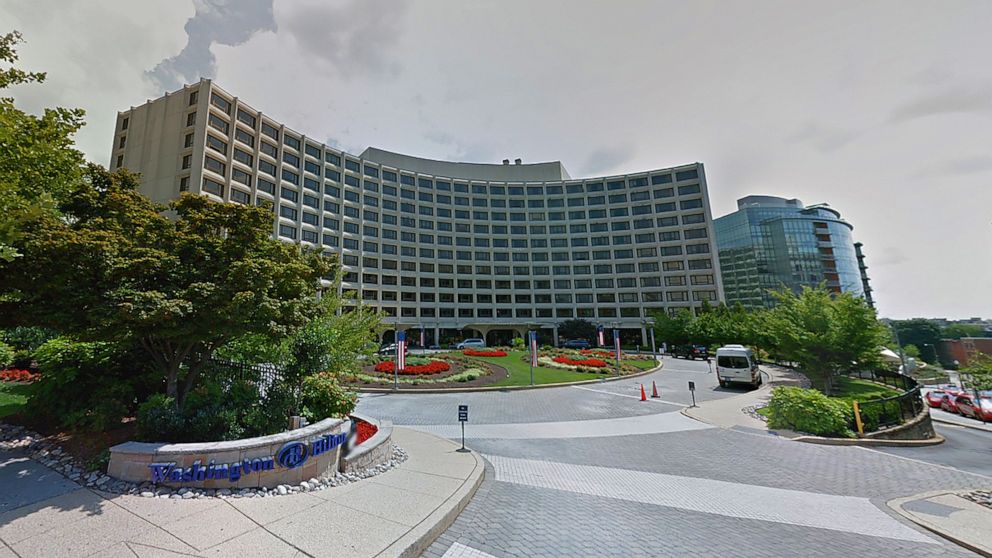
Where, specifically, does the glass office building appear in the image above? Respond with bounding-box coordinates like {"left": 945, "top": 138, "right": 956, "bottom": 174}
{"left": 714, "top": 196, "right": 869, "bottom": 309}
{"left": 111, "top": 80, "right": 724, "bottom": 346}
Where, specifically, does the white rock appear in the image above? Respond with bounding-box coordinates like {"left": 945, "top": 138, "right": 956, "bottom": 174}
{"left": 276, "top": 485, "right": 288, "bottom": 496}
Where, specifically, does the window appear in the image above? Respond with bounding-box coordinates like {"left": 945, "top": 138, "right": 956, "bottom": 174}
{"left": 684, "top": 228, "right": 708, "bottom": 239}
{"left": 280, "top": 187, "right": 299, "bottom": 203}
{"left": 678, "top": 184, "right": 701, "bottom": 196}
{"left": 236, "top": 109, "right": 256, "bottom": 128}
{"left": 202, "top": 178, "right": 224, "bottom": 196}
{"left": 257, "top": 178, "right": 275, "bottom": 195}
{"left": 204, "top": 156, "right": 226, "bottom": 175}
{"left": 282, "top": 169, "right": 299, "bottom": 185}
{"left": 232, "top": 169, "right": 251, "bottom": 186}
{"left": 188, "top": 90, "right": 198, "bottom": 106}
{"left": 680, "top": 199, "right": 703, "bottom": 210}
{"left": 283, "top": 152, "right": 300, "bottom": 168}
{"left": 663, "top": 261, "right": 684, "bottom": 271}
{"left": 687, "top": 259, "right": 712, "bottom": 270}
{"left": 261, "top": 122, "right": 279, "bottom": 140}
{"left": 676, "top": 169, "right": 699, "bottom": 181}
{"left": 181, "top": 154, "right": 192, "bottom": 170}
{"left": 205, "top": 110, "right": 230, "bottom": 133}
{"left": 279, "top": 205, "right": 297, "bottom": 220}
{"left": 652, "top": 173, "right": 672, "bottom": 185}
{"left": 655, "top": 202, "right": 677, "bottom": 213}
{"left": 260, "top": 141, "right": 278, "bottom": 158}
{"left": 210, "top": 93, "right": 231, "bottom": 114}
{"left": 206, "top": 134, "right": 227, "bottom": 154}
{"left": 284, "top": 135, "right": 301, "bottom": 150}
{"left": 686, "top": 243, "right": 710, "bottom": 254}
{"left": 682, "top": 213, "right": 705, "bottom": 224}
{"left": 279, "top": 224, "right": 296, "bottom": 239}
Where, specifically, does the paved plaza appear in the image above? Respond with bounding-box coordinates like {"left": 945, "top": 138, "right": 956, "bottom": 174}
{"left": 356, "top": 357, "right": 992, "bottom": 558}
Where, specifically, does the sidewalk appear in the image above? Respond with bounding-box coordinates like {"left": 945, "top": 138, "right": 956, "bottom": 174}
{"left": 889, "top": 491, "right": 992, "bottom": 557}
{"left": 0, "top": 427, "right": 484, "bottom": 558}
{"left": 681, "top": 365, "right": 804, "bottom": 435}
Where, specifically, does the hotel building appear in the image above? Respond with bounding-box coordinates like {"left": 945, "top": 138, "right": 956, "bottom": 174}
{"left": 111, "top": 80, "right": 724, "bottom": 346}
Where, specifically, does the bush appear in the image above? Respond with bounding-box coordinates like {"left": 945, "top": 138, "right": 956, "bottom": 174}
{"left": 29, "top": 338, "right": 159, "bottom": 431}
{"left": 511, "top": 337, "right": 525, "bottom": 350}
{"left": 765, "top": 387, "right": 854, "bottom": 437}
{"left": 0, "top": 342, "right": 14, "bottom": 369}
{"left": 300, "top": 372, "right": 357, "bottom": 422}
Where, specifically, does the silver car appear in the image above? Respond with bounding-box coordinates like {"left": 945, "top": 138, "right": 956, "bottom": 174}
{"left": 456, "top": 338, "right": 486, "bottom": 349}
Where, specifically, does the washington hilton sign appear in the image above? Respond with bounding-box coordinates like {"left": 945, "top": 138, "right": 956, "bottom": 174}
{"left": 148, "top": 432, "right": 347, "bottom": 484}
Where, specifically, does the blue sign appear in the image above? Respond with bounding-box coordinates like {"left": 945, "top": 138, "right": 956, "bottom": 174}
{"left": 148, "top": 431, "right": 347, "bottom": 484}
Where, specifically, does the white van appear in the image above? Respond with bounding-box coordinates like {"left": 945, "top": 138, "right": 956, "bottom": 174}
{"left": 715, "top": 345, "right": 762, "bottom": 389}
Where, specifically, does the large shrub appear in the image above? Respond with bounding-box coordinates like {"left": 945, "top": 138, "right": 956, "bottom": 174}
{"left": 300, "top": 372, "right": 357, "bottom": 423}
{"left": 0, "top": 341, "right": 14, "bottom": 369}
{"left": 29, "top": 337, "right": 158, "bottom": 431}
{"left": 765, "top": 386, "right": 854, "bottom": 437}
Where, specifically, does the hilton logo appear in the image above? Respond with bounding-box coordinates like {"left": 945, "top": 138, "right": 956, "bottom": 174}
{"left": 148, "top": 432, "right": 348, "bottom": 484}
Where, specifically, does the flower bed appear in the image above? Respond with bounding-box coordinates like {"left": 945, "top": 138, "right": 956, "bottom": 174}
{"left": 354, "top": 419, "right": 378, "bottom": 445}
{"left": 553, "top": 356, "right": 609, "bottom": 368}
{"left": 0, "top": 369, "right": 40, "bottom": 383}
{"left": 373, "top": 360, "right": 451, "bottom": 375}
{"left": 463, "top": 349, "right": 508, "bottom": 357}
{"left": 580, "top": 349, "right": 618, "bottom": 358}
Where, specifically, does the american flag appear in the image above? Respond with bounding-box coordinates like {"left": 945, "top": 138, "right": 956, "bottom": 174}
{"left": 597, "top": 325, "right": 605, "bottom": 347}
{"left": 613, "top": 328, "right": 621, "bottom": 356}
{"left": 396, "top": 331, "right": 406, "bottom": 371}
{"left": 530, "top": 330, "right": 539, "bottom": 367}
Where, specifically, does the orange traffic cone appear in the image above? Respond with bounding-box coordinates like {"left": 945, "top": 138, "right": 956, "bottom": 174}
{"left": 651, "top": 381, "right": 659, "bottom": 398}
{"left": 640, "top": 384, "right": 647, "bottom": 401}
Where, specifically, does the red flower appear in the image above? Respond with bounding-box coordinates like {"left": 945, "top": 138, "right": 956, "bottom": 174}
{"left": 0, "top": 369, "right": 39, "bottom": 383}
{"left": 373, "top": 360, "right": 451, "bottom": 375}
{"left": 463, "top": 349, "right": 507, "bottom": 357}
{"left": 552, "top": 356, "right": 609, "bottom": 367}
{"left": 354, "top": 419, "right": 379, "bottom": 445}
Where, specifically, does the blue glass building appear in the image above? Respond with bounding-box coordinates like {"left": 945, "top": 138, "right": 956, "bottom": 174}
{"left": 713, "top": 196, "right": 870, "bottom": 309}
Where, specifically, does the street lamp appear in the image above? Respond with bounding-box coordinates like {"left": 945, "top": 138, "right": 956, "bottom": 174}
{"left": 643, "top": 317, "right": 657, "bottom": 360}
{"left": 418, "top": 322, "right": 425, "bottom": 355}
{"left": 527, "top": 322, "right": 542, "bottom": 386}
{"left": 612, "top": 321, "right": 621, "bottom": 377}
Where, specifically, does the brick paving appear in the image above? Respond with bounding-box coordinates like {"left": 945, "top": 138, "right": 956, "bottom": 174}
{"left": 359, "top": 358, "right": 992, "bottom": 557}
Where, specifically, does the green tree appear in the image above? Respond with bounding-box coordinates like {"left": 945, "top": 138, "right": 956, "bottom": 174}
{"left": 891, "top": 319, "right": 942, "bottom": 354}
{"left": 0, "top": 167, "right": 331, "bottom": 407}
{"left": 557, "top": 319, "right": 596, "bottom": 342}
{"left": 961, "top": 354, "right": 992, "bottom": 391}
{"left": 0, "top": 31, "right": 86, "bottom": 262}
{"left": 764, "top": 287, "right": 889, "bottom": 395}
{"left": 651, "top": 309, "right": 693, "bottom": 347}
{"left": 902, "top": 344, "right": 921, "bottom": 360}
{"left": 942, "top": 324, "right": 988, "bottom": 339}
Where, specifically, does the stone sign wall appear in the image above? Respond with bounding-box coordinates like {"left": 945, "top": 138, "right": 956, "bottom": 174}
{"left": 108, "top": 418, "right": 346, "bottom": 489}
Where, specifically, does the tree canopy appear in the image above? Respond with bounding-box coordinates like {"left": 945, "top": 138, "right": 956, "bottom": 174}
{"left": 0, "top": 31, "right": 86, "bottom": 262}
{"left": 557, "top": 319, "right": 597, "bottom": 342}
{"left": 0, "top": 167, "right": 332, "bottom": 406}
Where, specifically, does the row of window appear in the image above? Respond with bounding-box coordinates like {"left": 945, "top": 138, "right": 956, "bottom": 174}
{"left": 201, "top": 88, "right": 702, "bottom": 195}
{"left": 348, "top": 274, "right": 715, "bottom": 290}
{"left": 352, "top": 293, "right": 717, "bottom": 317}
{"left": 354, "top": 290, "right": 712, "bottom": 303}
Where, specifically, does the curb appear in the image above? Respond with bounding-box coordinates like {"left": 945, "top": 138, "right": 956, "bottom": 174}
{"left": 382, "top": 429, "right": 486, "bottom": 558}
{"left": 931, "top": 415, "right": 992, "bottom": 434}
{"left": 355, "top": 361, "right": 662, "bottom": 394}
{"left": 792, "top": 434, "right": 945, "bottom": 447}
{"left": 888, "top": 491, "right": 992, "bottom": 557}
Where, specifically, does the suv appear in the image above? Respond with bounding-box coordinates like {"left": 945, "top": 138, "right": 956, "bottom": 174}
{"left": 672, "top": 344, "right": 708, "bottom": 360}
{"left": 456, "top": 338, "right": 486, "bottom": 349}
{"left": 561, "top": 339, "right": 591, "bottom": 350}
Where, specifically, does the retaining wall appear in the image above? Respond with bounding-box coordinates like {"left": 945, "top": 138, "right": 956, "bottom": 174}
{"left": 341, "top": 414, "right": 394, "bottom": 474}
{"left": 108, "top": 418, "right": 346, "bottom": 489}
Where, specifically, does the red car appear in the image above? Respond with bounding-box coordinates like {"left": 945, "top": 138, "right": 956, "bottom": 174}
{"left": 956, "top": 394, "right": 992, "bottom": 422}
{"left": 924, "top": 390, "right": 947, "bottom": 408}
{"left": 940, "top": 392, "right": 962, "bottom": 414}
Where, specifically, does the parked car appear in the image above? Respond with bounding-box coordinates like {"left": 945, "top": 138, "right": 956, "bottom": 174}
{"left": 561, "top": 339, "right": 591, "bottom": 350}
{"left": 456, "top": 338, "right": 486, "bottom": 349}
{"left": 940, "top": 392, "right": 962, "bottom": 414}
{"left": 955, "top": 394, "right": 992, "bottom": 422}
{"left": 924, "top": 389, "right": 948, "bottom": 408}
{"left": 377, "top": 343, "right": 409, "bottom": 356}
{"left": 715, "top": 345, "right": 761, "bottom": 388}
{"left": 672, "top": 344, "right": 709, "bottom": 360}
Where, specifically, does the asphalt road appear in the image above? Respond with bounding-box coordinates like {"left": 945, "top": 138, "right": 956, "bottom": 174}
{"left": 874, "top": 422, "right": 992, "bottom": 478}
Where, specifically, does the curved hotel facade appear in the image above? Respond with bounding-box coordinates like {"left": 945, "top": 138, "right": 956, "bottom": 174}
{"left": 111, "top": 80, "right": 724, "bottom": 346}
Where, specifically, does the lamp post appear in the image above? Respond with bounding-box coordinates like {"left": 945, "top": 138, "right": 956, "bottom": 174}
{"left": 418, "top": 322, "right": 425, "bottom": 355}
{"left": 644, "top": 317, "right": 657, "bottom": 359}
{"left": 528, "top": 322, "right": 541, "bottom": 386}
{"left": 612, "top": 321, "right": 621, "bottom": 377}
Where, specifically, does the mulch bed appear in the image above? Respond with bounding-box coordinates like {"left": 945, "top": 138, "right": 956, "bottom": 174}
{"left": 3, "top": 410, "right": 136, "bottom": 467}
{"left": 350, "top": 360, "right": 509, "bottom": 389}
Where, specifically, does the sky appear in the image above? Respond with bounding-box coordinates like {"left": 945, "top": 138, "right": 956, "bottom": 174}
{"left": 3, "top": 0, "right": 990, "bottom": 320}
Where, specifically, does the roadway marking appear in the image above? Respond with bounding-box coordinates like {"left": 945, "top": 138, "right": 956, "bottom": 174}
{"left": 440, "top": 542, "right": 498, "bottom": 558}
{"left": 400, "top": 410, "right": 711, "bottom": 439}
{"left": 571, "top": 384, "right": 688, "bottom": 407}
{"left": 486, "top": 455, "right": 937, "bottom": 543}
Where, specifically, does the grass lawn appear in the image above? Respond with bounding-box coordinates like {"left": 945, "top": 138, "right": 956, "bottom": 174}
{"left": 830, "top": 376, "right": 901, "bottom": 400}
{"left": 627, "top": 358, "right": 659, "bottom": 370}
{"left": 462, "top": 350, "right": 613, "bottom": 386}
{"left": 0, "top": 382, "right": 31, "bottom": 418}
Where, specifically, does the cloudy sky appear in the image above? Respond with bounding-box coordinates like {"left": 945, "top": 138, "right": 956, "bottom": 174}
{"left": 3, "top": 0, "right": 990, "bottom": 320}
